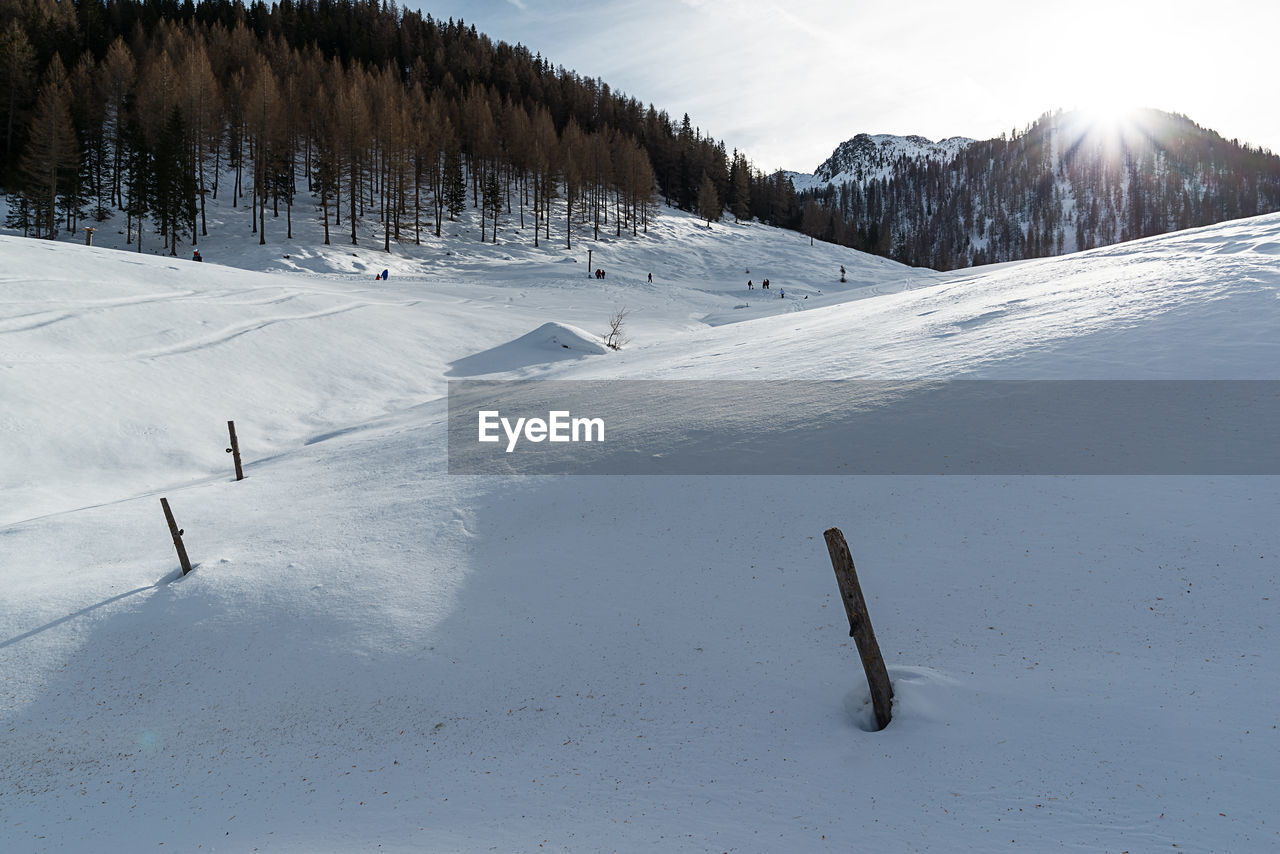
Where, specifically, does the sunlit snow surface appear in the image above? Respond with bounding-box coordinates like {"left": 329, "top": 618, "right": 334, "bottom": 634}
{"left": 2, "top": 202, "right": 1279, "bottom": 851}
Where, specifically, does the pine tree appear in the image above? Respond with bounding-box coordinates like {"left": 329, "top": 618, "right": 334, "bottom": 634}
{"left": 443, "top": 143, "right": 466, "bottom": 222}
{"left": 3, "top": 188, "right": 30, "bottom": 234}
{"left": 484, "top": 166, "right": 502, "bottom": 243}
{"left": 150, "top": 105, "right": 196, "bottom": 255}
{"left": 122, "top": 111, "right": 151, "bottom": 250}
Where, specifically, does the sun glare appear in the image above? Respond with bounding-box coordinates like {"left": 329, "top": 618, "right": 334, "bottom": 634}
{"left": 1080, "top": 101, "right": 1137, "bottom": 133}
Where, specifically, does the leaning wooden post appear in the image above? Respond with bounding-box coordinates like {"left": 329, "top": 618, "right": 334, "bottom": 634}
{"left": 161, "top": 497, "right": 194, "bottom": 576}
{"left": 824, "top": 526, "right": 894, "bottom": 730}
{"left": 226, "top": 420, "right": 244, "bottom": 481}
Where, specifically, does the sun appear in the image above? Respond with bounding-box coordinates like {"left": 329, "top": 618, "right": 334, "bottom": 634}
{"left": 1078, "top": 100, "right": 1138, "bottom": 134}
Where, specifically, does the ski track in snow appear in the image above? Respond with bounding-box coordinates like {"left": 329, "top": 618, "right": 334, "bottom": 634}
{"left": 124, "top": 302, "right": 375, "bottom": 361}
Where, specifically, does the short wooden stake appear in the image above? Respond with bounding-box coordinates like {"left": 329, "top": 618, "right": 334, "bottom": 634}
{"left": 226, "top": 420, "right": 244, "bottom": 481}
{"left": 161, "top": 497, "right": 194, "bottom": 576}
{"left": 824, "top": 526, "right": 894, "bottom": 730}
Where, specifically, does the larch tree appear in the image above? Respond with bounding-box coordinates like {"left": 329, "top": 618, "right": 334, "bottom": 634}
{"left": 66, "top": 52, "right": 103, "bottom": 233}
{"left": 461, "top": 85, "right": 497, "bottom": 241}
{"left": 561, "top": 119, "right": 585, "bottom": 249}
{"left": 179, "top": 38, "right": 222, "bottom": 241}
{"left": 333, "top": 67, "right": 370, "bottom": 245}
{"left": 801, "top": 198, "right": 826, "bottom": 245}
{"left": 529, "top": 105, "right": 558, "bottom": 247}
{"left": 696, "top": 171, "right": 721, "bottom": 226}
{"left": 0, "top": 20, "right": 35, "bottom": 182}
{"left": 585, "top": 129, "right": 612, "bottom": 241}
{"left": 244, "top": 58, "right": 282, "bottom": 245}
{"left": 728, "top": 151, "right": 751, "bottom": 223}
{"left": 100, "top": 38, "right": 135, "bottom": 210}
{"left": 406, "top": 83, "right": 432, "bottom": 244}
{"left": 19, "top": 57, "right": 79, "bottom": 239}
{"left": 311, "top": 82, "right": 339, "bottom": 246}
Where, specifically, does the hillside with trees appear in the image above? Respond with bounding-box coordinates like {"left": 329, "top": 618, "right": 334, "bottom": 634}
{"left": 796, "top": 110, "right": 1280, "bottom": 270}
{"left": 6, "top": 2, "right": 1278, "bottom": 271}
{"left": 0, "top": 0, "right": 804, "bottom": 253}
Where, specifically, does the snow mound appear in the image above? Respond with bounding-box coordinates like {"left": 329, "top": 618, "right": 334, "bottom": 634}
{"left": 447, "top": 321, "right": 609, "bottom": 377}
{"left": 520, "top": 321, "right": 610, "bottom": 354}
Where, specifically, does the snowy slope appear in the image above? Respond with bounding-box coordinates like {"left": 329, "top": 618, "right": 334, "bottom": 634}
{"left": 3, "top": 207, "right": 1280, "bottom": 852}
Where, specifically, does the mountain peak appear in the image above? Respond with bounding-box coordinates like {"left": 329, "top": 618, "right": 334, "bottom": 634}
{"left": 790, "top": 133, "right": 975, "bottom": 191}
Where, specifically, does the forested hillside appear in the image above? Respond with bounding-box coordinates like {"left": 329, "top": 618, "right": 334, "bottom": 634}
{"left": 797, "top": 109, "right": 1280, "bottom": 269}
{"left": 0, "top": 0, "right": 799, "bottom": 253}
{"left": 8, "top": 2, "right": 1276, "bottom": 271}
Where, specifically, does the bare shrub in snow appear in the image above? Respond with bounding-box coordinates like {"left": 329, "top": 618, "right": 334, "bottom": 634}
{"left": 605, "top": 307, "right": 629, "bottom": 350}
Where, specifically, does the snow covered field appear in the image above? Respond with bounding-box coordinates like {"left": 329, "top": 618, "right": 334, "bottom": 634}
{"left": 2, "top": 202, "right": 1279, "bottom": 851}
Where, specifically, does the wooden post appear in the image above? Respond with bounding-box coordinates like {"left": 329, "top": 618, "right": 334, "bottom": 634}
{"left": 824, "top": 526, "right": 894, "bottom": 730}
{"left": 83, "top": 227, "right": 96, "bottom": 246}
{"left": 161, "top": 497, "right": 194, "bottom": 576}
{"left": 226, "top": 420, "right": 244, "bottom": 481}
{"left": 587, "top": 248, "right": 593, "bottom": 276}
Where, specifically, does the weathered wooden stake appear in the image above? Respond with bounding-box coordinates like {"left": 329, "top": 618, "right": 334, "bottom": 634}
{"left": 226, "top": 420, "right": 244, "bottom": 481}
{"left": 824, "top": 526, "right": 894, "bottom": 730}
{"left": 161, "top": 497, "right": 194, "bottom": 576}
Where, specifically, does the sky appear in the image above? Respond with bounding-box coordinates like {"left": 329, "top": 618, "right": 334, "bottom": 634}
{"left": 407, "top": 0, "right": 1280, "bottom": 174}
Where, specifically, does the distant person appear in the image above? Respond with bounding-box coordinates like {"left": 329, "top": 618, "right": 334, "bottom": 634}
{"left": 648, "top": 272, "right": 653, "bottom": 283}
{"left": 748, "top": 280, "right": 753, "bottom": 290}
{"left": 380, "top": 269, "right": 389, "bottom": 280}
{"left": 780, "top": 289, "right": 785, "bottom": 299}
{"left": 192, "top": 250, "right": 202, "bottom": 262}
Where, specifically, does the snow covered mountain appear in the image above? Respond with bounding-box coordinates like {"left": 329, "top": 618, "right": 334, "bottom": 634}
{"left": 789, "top": 132, "right": 975, "bottom": 191}
{"left": 789, "top": 110, "right": 1280, "bottom": 270}
{"left": 3, "top": 202, "right": 1280, "bottom": 851}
